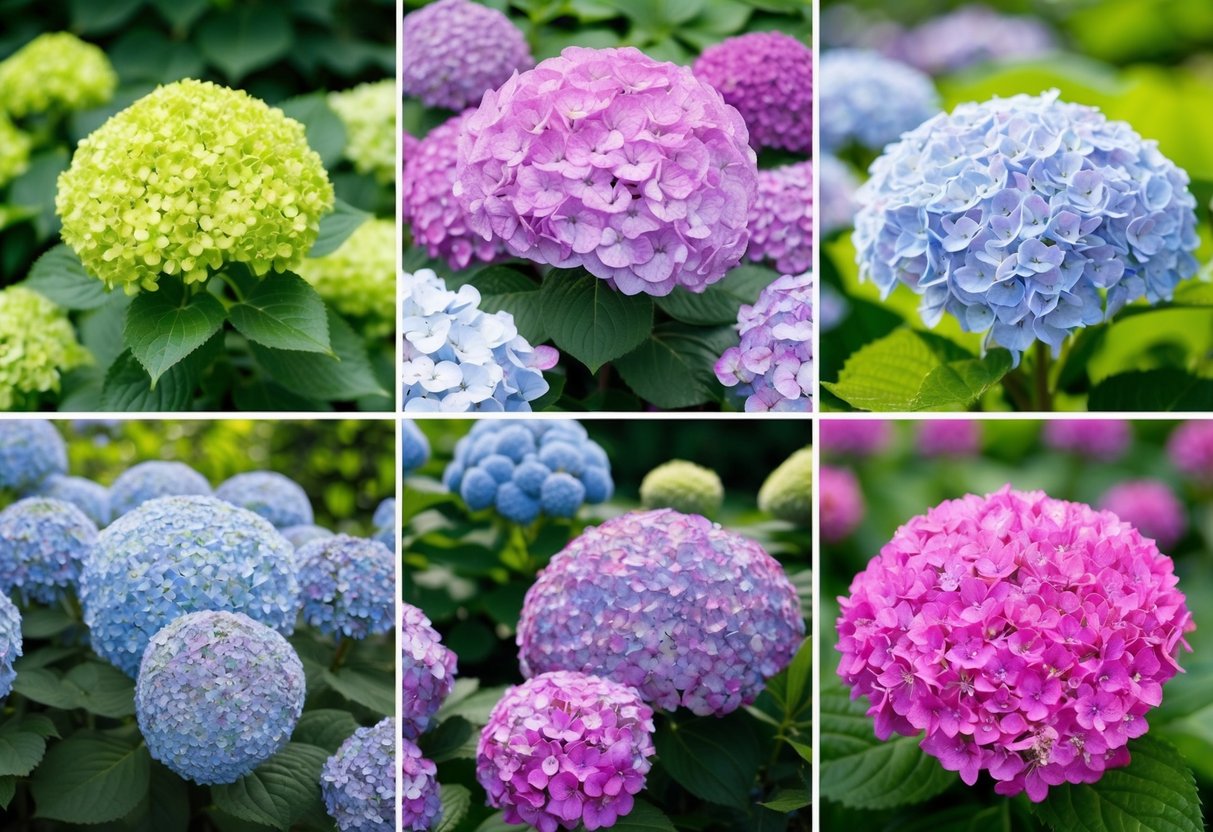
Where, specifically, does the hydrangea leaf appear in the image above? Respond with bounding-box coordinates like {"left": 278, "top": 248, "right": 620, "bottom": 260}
{"left": 22, "top": 244, "right": 112, "bottom": 311}
{"left": 615, "top": 322, "right": 734, "bottom": 408}
{"left": 436, "top": 784, "right": 471, "bottom": 832}
{"left": 0, "top": 717, "right": 47, "bottom": 777}
{"left": 101, "top": 334, "right": 222, "bottom": 411}
{"left": 286, "top": 712, "right": 360, "bottom": 756}
{"left": 10, "top": 668, "right": 79, "bottom": 710}
{"left": 10, "top": 149, "right": 68, "bottom": 241}
{"left": 610, "top": 800, "right": 679, "bottom": 831}
{"left": 211, "top": 743, "right": 329, "bottom": 831}
{"left": 653, "top": 711, "right": 764, "bottom": 810}
{"left": 229, "top": 272, "right": 332, "bottom": 356}
{"left": 63, "top": 662, "right": 135, "bottom": 718}
{"left": 419, "top": 716, "right": 476, "bottom": 764}
{"left": 540, "top": 270, "right": 653, "bottom": 373}
{"left": 29, "top": 730, "right": 151, "bottom": 824}
{"left": 308, "top": 198, "right": 370, "bottom": 258}
{"left": 125, "top": 277, "right": 228, "bottom": 384}
{"left": 19, "top": 606, "right": 74, "bottom": 640}
{"left": 68, "top": 0, "right": 143, "bottom": 34}
{"left": 148, "top": 0, "right": 210, "bottom": 31}
{"left": 655, "top": 264, "right": 776, "bottom": 326}
{"left": 196, "top": 4, "right": 292, "bottom": 82}
{"left": 468, "top": 267, "right": 547, "bottom": 344}
{"left": 759, "top": 788, "right": 811, "bottom": 813}
{"left": 322, "top": 663, "right": 394, "bottom": 716}
{"left": 250, "top": 309, "right": 386, "bottom": 401}
{"left": 0, "top": 776, "right": 14, "bottom": 810}
{"left": 278, "top": 92, "right": 347, "bottom": 170}
{"left": 1088, "top": 369, "right": 1213, "bottom": 411}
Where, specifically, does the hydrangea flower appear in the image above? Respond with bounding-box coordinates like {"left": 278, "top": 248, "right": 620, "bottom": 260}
{"left": 854, "top": 91, "right": 1199, "bottom": 360}
{"left": 0, "top": 419, "right": 67, "bottom": 491}
{"left": 692, "top": 31, "right": 813, "bottom": 153}
{"left": 819, "top": 50, "right": 939, "bottom": 153}
{"left": 82, "top": 496, "right": 298, "bottom": 677}
{"left": 836, "top": 486, "right": 1193, "bottom": 801}
{"left": 0, "top": 497, "right": 97, "bottom": 604}
{"left": 820, "top": 420, "right": 891, "bottom": 456}
{"left": 108, "top": 461, "right": 212, "bottom": 519}
{"left": 33, "top": 474, "right": 111, "bottom": 527}
{"left": 1043, "top": 419, "right": 1130, "bottom": 461}
{"left": 758, "top": 446, "right": 812, "bottom": 526}
{"left": 296, "top": 535, "right": 395, "bottom": 639}
{"left": 372, "top": 498, "right": 395, "bottom": 531}
{"left": 403, "top": 420, "right": 431, "bottom": 475}
{"left": 56, "top": 79, "right": 334, "bottom": 293}
{"left": 0, "top": 32, "right": 116, "bottom": 117}
{"left": 328, "top": 80, "right": 396, "bottom": 184}
{"left": 281, "top": 524, "right": 335, "bottom": 549}
{"left": 403, "top": 270, "right": 556, "bottom": 412}
{"left": 443, "top": 420, "right": 612, "bottom": 524}
{"left": 819, "top": 154, "right": 858, "bottom": 236}
{"left": 402, "top": 738, "right": 442, "bottom": 832}
{"left": 402, "top": 602, "right": 457, "bottom": 740}
{"left": 518, "top": 509, "right": 804, "bottom": 715}
{"left": 477, "top": 671, "right": 656, "bottom": 832}
{"left": 917, "top": 419, "right": 981, "bottom": 457}
{"left": 1167, "top": 421, "right": 1213, "bottom": 486}
{"left": 0, "top": 112, "right": 31, "bottom": 187}
{"left": 322, "top": 718, "right": 397, "bottom": 832}
{"left": 455, "top": 46, "right": 758, "bottom": 296}
{"left": 402, "top": 0, "right": 532, "bottom": 111}
{"left": 746, "top": 162, "right": 813, "bottom": 275}
{"left": 0, "top": 594, "right": 21, "bottom": 700}
{"left": 215, "top": 471, "right": 314, "bottom": 529}
{"left": 135, "top": 611, "right": 306, "bottom": 785}
{"left": 820, "top": 465, "right": 863, "bottom": 542}
{"left": 296, "top": 219, "right": 396, "bottom": 337}
{"left": 890, "top": 5, "right": 1057, "bottom": 75}
{"left": 639, "top": 460, "right": 723, "bottom": 517}
{"left": 715, "top": 272, "right": 812, "bottom": 412}
{"left": 0, "top": 286, "right": 90, "bottom": 410}
{"left": 1101, "top": 479, "right": 1186, "bottom": 550}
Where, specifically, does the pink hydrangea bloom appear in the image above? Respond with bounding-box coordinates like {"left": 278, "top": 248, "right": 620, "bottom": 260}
{"left": 917, "top": 420, "right": 981, "bottom": 457}
{"left": 837, "top": 487, "right": 1193, "bottom": 802}
{"left": 402, "top": 738, "right": 441, "bottom": 830}
{"left": 820, "top": 465, "right": 864, "bottom": 542}
{"left": 455, "top": 46, "right": 758, "bottom": 297}
{"left": 821, "top": 420, "right": 891, "bottom": 456}
{"left": 402, "top": 602, "right": 457, "bottom": 739}
{"left": 1100, "top": 480, "right": 1186, "bottom": 551}
{"left": 746, "top": 162, "right": 813, "bottom": 275}
{"left": 477, "top": 671, "right": 656, "bottom": 832}
{"left": 1167, "top": 421, "right": 1213, "bottom": 485}
{"left": 1043, "top": 420, "right": 1130, "bottom": 461}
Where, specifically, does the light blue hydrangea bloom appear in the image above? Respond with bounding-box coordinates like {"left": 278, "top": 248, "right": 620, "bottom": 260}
{"left": 33, "top": 474, "right": 111, "bottom": 526}
{"left": 215, "top": 471, "right": 314, "bottom": 529}
{"left": 820, "top": 49, "right": 939, "bottom": 154}
{"left": 281, "top": 524, "right": 335, "bottom": 549}
{"left": 296, "top": 535, "right": 395, "bottom": 639}
{"left": 372, "top": 498, "right": 395, "bottom": 530}
{"left": 321, "top": 717, "right": 396, "bottom": 832}
{"left": 0, "top": 593, "right": 21, "bottom": 700}
{"left": 82, "top": 496, "right": 299, "bottom": 676}
{"left": 0, "top": 420, "right": 66, "bottom": 491}
{"left": 108, "top": 461, "right": 211, "bottom": 519}
{"left": 135, "top": 611, "right": 306, "bottom": 785}
{"left": 403, "top": 420, "right": 430, "bottom": 475}
{"left": 0, "top": 497, "right": 97, "bottom": 604}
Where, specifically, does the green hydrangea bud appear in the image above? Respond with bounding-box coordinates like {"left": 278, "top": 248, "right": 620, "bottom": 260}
{"left": 0, "top": 287, "right": 89, "bottom": 410}
{"left": 294, "top": 218, "right": 394, "bottom": 337}
{"left": 56, "top": 79, "right": 335, "bottom": 293}
{"left": 0, "top": 32, "right": 116, "bottom": 117}
{"left": 639, "top": 460, "right": 724, "bottom": 517}
{"left": 328, "top": 80, "right": 395, "bottom": 184}
{"left": 758, "top": 447, "right": 812, "bottom": 526}
{"left": 0, "top": 112, "right": 31, "bottom": 188}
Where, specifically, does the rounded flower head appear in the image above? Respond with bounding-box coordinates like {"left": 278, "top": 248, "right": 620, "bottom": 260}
{"left": 890, "top": 5, "right": 1057, "bottom": 75}
{"left": 82, "top": 495, "right": 299, "bottom": 677}
{"left": 746, "top": 162, "right": 813, "bottom": 275}
{"left": 295, "top": 218, "right": 396, "bottom": 337}
{"left": 1101, "top": 480, "right": 1186, "bottom": 551}
{"left": 0, "top": 112, "right": 31, "bottom": 187}
{"left": 322, "top": 719, "right": 397, "bottom": 832}
{"left": 836, "top": 486, "right": 1194, "bottom": 802}
{"left": 135, "top": 611, "right": 305, "bottom": 785}
{"left": 715, "top": 272, "right": 813, "bottom": 412}
{"left": 402, "top": 602, "right": 457, "bottom": 740}
{"left": 518, "top": 509, "right": 804, "bottom": 715}
{"left": 443, "top": 420, "right": 612, "bottom": 524}
{"left": 639, "top": 460, "right": 723, "bottom": 517}
{"left": 0, "top": 594, "right": 21, "bottom": 700}
{"left": 692, "top": 31, "right": 813, "bottom": 153}
{"left": 0, "top": 420, "right": 67, "bottom": 491}
{"left": 403, "top": 420, "right": 431, "bottom": 475}
{"left": 477, "top": 671, "right": 656, "bottom": 832}
{"left": 401, "top": 738, "right": 441, "bottom": 832}
{"left": 403, "top": 270, "right": 555, "bottom": 412}
{"left": 402, "top": 0, "right": 533, "bottom": 111}
{"left": 296, "top": 535, "right": 394, "bottom": 639}
{"left": 328, "top": 80, "right": 396, "bottom": 184}
{"left": 215, "top": 470, "right": 314, "bottom": 529}
{"left": 1043, "top": 419, "right": 1130, "bottom": 461}
{"left": 819, "top": 154, "right": 858, "bottom": 237}
{"left": 855, "top": 91, "right": 1200, "bottom": 360}
{"left": 0, "top": 32, "right": 116, "bottom": 117}
{"left": 1167, "top": 421, "right": 1213, "bottom": 486}
{"left": 108, "top": 461, "right": 212, "bottom": 518}
{"left": 56, "top": 79, "right": 335, "bottom": 293}
{"left": 820, "top": 465, "right": 863, "bottom": 543}
{"left": 758, "top": 446, "right": 812, "bottom": 526}
{"left": 0, "top": 286, "right": 90, "bottom": 410}
{"left": 821, "top": 420, "right": 891, "bottom": 457}
{"left": 33, "top": 475, "right": 111, "bottom": 527}
{"left": 0, "top": 497, "right": 97, "bottom": 604}
{"left": 372, "top": 498, "right": 395, "bottom": 531}
{"left": 455, "top": 46, "right": 758, "bottom": 297}
{"left": 917, "top": 419, "right": 981, "bottom": 457}
{"left": 820, "top": 50, "right": 939, "bottom": 154}
{"left": 281, "top": 524, "right": 335, "bottom": 549}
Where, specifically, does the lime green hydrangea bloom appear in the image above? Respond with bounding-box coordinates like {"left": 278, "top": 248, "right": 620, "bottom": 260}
{"left": 328, "top": 80, "right": 396, "bottom": 184}
{"left": 0, "top": 32, "right": 116, "bottom": 117}
{"left": 295, "top": 218, "right": 394, "bottom": 336}
{"left": 758, "top": 447, "right": 812, "bottom": 526}
{"left": 0, "top": 287, "right": 89, "bottom": 410}
{"left": 639, "top": 460, "right": 724, "bottom": 518}
{"left": 56, "top": 79, "right": 335, "bottom": 293}
{"left": 0, "top": 112, "right": 31, "bottom": 187}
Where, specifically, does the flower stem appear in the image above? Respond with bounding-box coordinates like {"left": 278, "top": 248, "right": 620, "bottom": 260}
{"left": 329, "top": 637, "right": 352, "bottom": 672}
{"left": 1033, "top": 341, "right": 1053, "bottom": 411}
{"left": 1001, "top": 371, "right": 1032, "bottom": 411}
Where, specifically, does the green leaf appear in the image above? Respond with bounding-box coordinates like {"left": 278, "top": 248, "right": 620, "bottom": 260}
{"left": 418, "top": 716, "right": 475, "bottom": 764}
{"left": 22, "top": 244, "right": 112, "bottom": 310}
{"left": 149, "top": 0, "right": 209, "bottom": 30}
{"left": 30, "top": 731, "right": 151, "bottom": 824}
{"left": 540, "top": 269, "right": 653, "bottom": 372}
{"left": 230, "top": 272, "right": 332, "bottom": 354}
{"left": 0, "top": 718, "right": 47, "bottom": 777}
{"left": 322, "top": 664, "right": 394, "bottom": 715}
{"left": 211, "top": 743, "right": 329, "bottom": 831}
{"left": 760, "top": 788, "right": 811, "bottom": 813}
{"left": 436, "top": 784, "right": 471, "bottom": 832}
{"left": 196, "top": 4, "right": 293, "bottom": 82}
{"left": 251, "top": 309, "right": 386, "bottom": 401}
{"left": 654, "top": 264, "right": 775, "bottom": 325}
{"left": 124, "top": 277, "right": 227, "bottom": 384}
{"left": 0, "top": 776, "right": 14, "bottom": 810}
{"left": 653, "top": 712, "right": 763, "bottom": 810}
{"left": 63, "top": 662, "right": 136, "bottom": 718}
{"left": 611, "top": 800, "right": 678, "bottom": 831}
{"left": 278, "top": 92, "right": 347, "bottom": 169}
{"left": 614, "top": 322, "right": 735, "bottom": 408}
{"left": 12, "top": 668, "right": 82, "bottom": 710}
{"left": 101, "top": 334, "right": 221, "bottom": 411}
{"left": 9, "top": 149, "right": 68, "bottom": 241}
{"left": 468, "top": 267, "right": 547, "bottom": 344}
{"left": 69, "top": 0, "right": 143, "bottom": 33}
{"left": 291, "top": 710, "right": 360, "bottom": 754}
{"left": 308, "top": 199, "right": 370, "bottom": 258}
{"left": 1088, "top": 369, "right": 1213, "bottom": 411}
{"left": 21, "top": 606, "right": 75, "bottom": 639}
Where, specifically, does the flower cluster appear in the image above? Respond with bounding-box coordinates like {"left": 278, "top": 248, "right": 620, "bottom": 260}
{"left": 0, "top": 594, "right": 20, "bottom": 700}
{"left": 135, "top": 611, "right": 306, "bottom": 785}
{"left": 82, "top": 496, "right": 298, "bottom": 676}
{"left": 477, "top": 670, "right": 656, "bottom": 832}
{"left": 715, "top": 271, "right": 813, "bottom": 412}
{"left": 819, "top": 154, "right": 858, "bottom": 236}
{"left": 1043, "top": 419, "right": 1130, "bottom": 461}
{"left": 296, "top": 535, "right": 395, "bottom": 639}
{"left": 33, "top": 474, "right": 111, "bottom": 526}
{"left": 0, "top": 497, "right": 97, "bottom": 604}
{"left": 0, "top": 32, "right": 116, "bottom": 117}
{"left": 296, "top": 218, "right": 397, "bottom": 337}
{"left": 215, "top": 470, "right": 314, "bottom": 529}
{"left": 108, "top": 460, "right": 212, "bottom": 518}
{"left": 0, "top": 286, "right": 89, "bottom": 410}
{"left": 1167, "top": 421, "right": 1213, "bottom": 486}
{"left": 759, "top": 446, "right": 812, "bottom": 526}
{"left": 639, "top": 460, "right": 723, "bottom": 517}
{"left": 889, "top": 5, "right": 1057, "bottom": 75}
{"left": 821, "top": 420, "right": 891, "bottom": 456}
{"left": 328, "top": 80, "right": 396, "bottom": 184}
{"left": 402, "top": 738, "right": 442, "bottom": 832}
{"left": 691, "top": 31, "right": 813, "bottom": 153}
{"left": 56, "top": 79, "right": 335, "bottom": 293}
{"left": 1101, "top": 479, "right": 1186, "bottom": 550}
{"left": 0, "top": 419, "right": 67, "bottom": 491}
{"left": 836, "top": 486, "right": 1193, "bottom": 801}
{"left": 402, "top": 602, "right": 457, "bottom": 740}
{"left": 402, "top": 0, "right": 532, "bottom": 111}
{"left": 819, "top": 465, "right": 863, "bottom": 542}
{"left": 443, "top": 420, "right": 613, "bottom": 524}
{"left": 746, "top": 162, "right": 814, "bottom": 275}
{"left": 819, "top": 50, "right": 938, "bottom": 153}
{"left": 455, "top": 46, "right": 758, "bottom": 296}
{"left": 403, "top": 420, "right": 431, "bottom": 475}
{"left": 281, "top": 524, "right": 335, "bottom": 549}
{"left": 0, "top": 112, "right": 30, "bottom": 187}
{"left": 321, "top": 718, "right": 397, "bottom": 832}
{"left": 917, "top": 419, "right": 981, "bottom": 457}
{"left": 372, "top": 498, "right": 395, "bottom": 531}
{"left": 402, "top": 270, "right": 555, "bottom": 412}
{"left": 518, "top": 509, "right": 804, "bottom": 715}
{"left": 854, "top": 91, "right": 1200, "bottom": 359}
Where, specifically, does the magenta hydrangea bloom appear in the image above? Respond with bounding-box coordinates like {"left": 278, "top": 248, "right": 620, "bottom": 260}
{"left": 691, "top": 31, "right": 813, "bottom": 153}
{"left": 455, "top": 46, "right": 758, "bottom": 297}
{"left": 1043, "top": 420, "right": 1130, "bottom": 461}
{"left": 402, "top": 602, "right": 457, "bottom": 740}
{"left": 1167, "top": 421, "right": 1213, "bottom": 485}
{"left": 820, "top": 420, "right": 891, "bottom": 456}
{"left": 745, "top": 162, "right": 813, "bottom": 275}
{"left": 518, "top": 509, "right": 804, "bottom": 716}
{"left": 917, "top": 420, "right": 981, "bottom": 457}
{"left": 1101, "top": 480, "right": 1186, "bottom": 551}
{"left": 402, "top": 738, "right": 442, "bottom": 831}
{"left": 820, "top": 465, "right": 864, "bottom": 543}
{"left": 477, "top": 670, "right": 656, "bottom": 832}
{"left": 837, "top": 486, "right": 1193, "bottom": 802}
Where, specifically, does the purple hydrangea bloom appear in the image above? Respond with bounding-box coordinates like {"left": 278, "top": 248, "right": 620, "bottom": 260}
{"left": 402, "top": 0, "right": 532, "bottom": 111}
{"left": 281, "top": 524, "right": 335, "bottom": 549}
{"left": 821, "top": 420, "right": 891, "bottom": 456}
{"left": 322, "top": 718, "right": 397, "bottom": 832}
{"left": 715, "top": 272, "right": 813, "bottom": 412}
{"left": 477, "top": 671, "right": 656, "bottom": 832}
{"left": 518, "top": 509, "right": 804, "bottom": 716}
{"left": 692, "top": 31, "right": 813, "bottom": 153}
{"left": 402, "top": 736, "right": 441, "bottom": 832}
{"left": 746, "top": 162, "right": 813, "bottom": 275}
{"left": 917, "top": 419, "right": 981, "bottom": 457}
{"left": 819, "top": 154, "right": 858, "bottom": 237}
{"left": 889, "top": 5, "right": 1057, "bottom": 76}
{"left": 1101, "top": 479, "right": 1186, "bottom": 550}
{"left": 32, "top": 474, "right": 110, "bottom": 527}
{"left": 0, "top": 419, "right": 66, "bottom": 491}
{"left": 820, "top": 465, "right": 864, "bottom": 543}
{"left": 402, "top": 602, "right": 457, "bottom": 740}
{"left": 455, "top": 46, "right": 758, "bottom": 297}
{"left": 215, "top": 471, "right": 313, "bottom": 529}
{"left": 296, "top": 535, "right": 394, "bottom": 640}
{"left": 836, "top": 486, "right": 1193, "bottom": 802}
{"left": 1043, "top": 419, "right": 1130, "bottom": 461}
{"left": 403, "top": 420, "right": 430, "bottom": 474}
{"left": 108, "top": 460, "right": 211, "bottom": 518}
{"left": 0, "top": 593, "right": 21, "bottom": 700}
{"left": 1168, "top": 421, "right": 1213, "bottom": 485}
{"left": 855, "top": 91, "right": 1200, "bottom": 362}
{"left": 135, "top": 611, "right": 306, "bottom": 785}
{"left": 0, "top": 497, "right": 97, "bottom": 604}
{"left": 820, "top": 49, "right": 939, "bottom": 154}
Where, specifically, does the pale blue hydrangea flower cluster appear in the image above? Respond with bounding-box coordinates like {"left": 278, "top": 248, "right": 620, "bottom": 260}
{"left": 0, "top": 594, "right": 22, "bottom": 700}
{"left": 33, "top": 474, "right": 111, "bottom": 526}
{"left": 0, "top": 420, "right": 67, "bottom": 491}
{"left": 372, "top": 498, "right": 395, "bottom": 551}
{"left": 108, "top": 461, "right": 211, "bottom": 519}
{"left": 403, "top": 421, "right": 431, "bottom": 475}
{"left": 819, "top": 154, "right": 858, "bottom": 236}
{"left": 281, "top": 524, "right": 335, "bottom": 549}
{"left": 215, "top": 471, "right": 314, "bottom": 529}
{"left": 82, "top": 496, "right": 299, "bottom": 677}
{"left": 322, "top": 718, "right": 397, "bottom": 832}
{"left": 0, "top": 497, "right": 97, "bottom": 604}
{"left": 443, "top": 420, "right": 613, "bottom": 524}
{"left": 296, "top": 535, "right": 395, "bottom": 639}
{"left": 403, "top": 270, "right": 555, "bottom": 412}
{"left": 402, "top": 738, "right": 442, "bottom": 831}
{"left": 820, "top": 49, "right": 939, "bottom": 154}
{"left": 135, "top": 611, "right": 306, "bottom": 785}
{"left": 854, "top": 91, "right": 1200, "bottom": 359}
{"left": 402, "top": 602, "right": 457, "bottom": 740}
